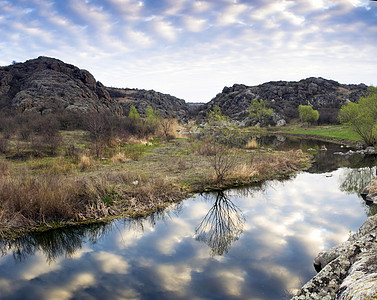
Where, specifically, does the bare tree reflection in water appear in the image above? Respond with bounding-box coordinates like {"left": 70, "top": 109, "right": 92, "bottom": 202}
{"left": 0, "top": 222, "right": 112, "bottom": 263}
{"left": 195, "top": 191, "right": 245, "bottom": 256}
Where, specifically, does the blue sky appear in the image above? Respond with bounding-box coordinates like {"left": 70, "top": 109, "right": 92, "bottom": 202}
{"left": 0, "top": 0, "right": 376, "bottom": 102}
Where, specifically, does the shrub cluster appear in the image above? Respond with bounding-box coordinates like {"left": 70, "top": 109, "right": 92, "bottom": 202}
{"left": 0, "top": 110, "right": 169, "bottom": 159}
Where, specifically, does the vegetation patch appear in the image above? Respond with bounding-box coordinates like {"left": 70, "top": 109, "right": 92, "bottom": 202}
{"left": 0, "top": 110, "right": 311, "bottom": 239}
{"left": 279, "top": 125, "right": 361, "bottom": 143}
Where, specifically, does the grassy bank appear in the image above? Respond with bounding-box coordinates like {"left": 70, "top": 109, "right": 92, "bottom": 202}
{"left": 244, "top": 125, "right": 361, "bottom": 145}
{"left": 0, "top": 128, "right": 310, "bottom": 239}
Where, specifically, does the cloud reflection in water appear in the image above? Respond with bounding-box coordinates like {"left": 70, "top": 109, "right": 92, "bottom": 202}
{"left": 0, "top": 162, "right": 376, "bottom": 299}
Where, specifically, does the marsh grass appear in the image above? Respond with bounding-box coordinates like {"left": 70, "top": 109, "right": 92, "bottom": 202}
{"left": 0, "top": 129, "right": 310, "bottom": 239}
{"left": 111, "top": 152, "right": 129, "bottom": 164}
{"left": 245, "top": 137, "right": 259, "bottom": 149}
{"left": 0, "top": 168, "right": 186, "bottom": 237}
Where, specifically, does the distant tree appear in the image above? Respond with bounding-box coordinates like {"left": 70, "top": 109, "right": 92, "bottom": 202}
{"left": 248, "top": 98, "right": 274, "bottom": 124}
{"left": 338, "top": 86, "right": 377, "bottom": 146}
{"left": 128, "top": 105, "right": 140, "bottom": 119}
{"left": 145, "top": 106, "right": 158, "bottom": 123}
{"left": 298, "top": 105, "right": 319, "bottom": 126}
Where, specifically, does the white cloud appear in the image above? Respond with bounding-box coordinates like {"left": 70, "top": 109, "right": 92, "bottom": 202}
{"left": 45, "top": 273, "right": 96, "bottom": 300}
{"left": 164, "top": 0, "right": 188, "bottom": 15}
{"left": 107, "top": 0, "right": 145, "bottom": 21}
{"left": 150, "top": 17, "right": 178, "bottom": 41}
{"left": 155, "top": 218, "right": 192, "bottom": 255}
{"left": 126, "top": 28, "right": 154, "bottom": 47}
{"left": 217, "top": 3, "right": 248, "bottom": 26}
{"left": 214, "top": 269, "right": 246, "bottom": 297}
{"left": 191, "top": 1, "right": 213, "bottom": 13}
{"left": 183, "top": 15, "right": 207, "bottom": 32}
{"left": 21, "top": 254, "right": 62, "bottom": 281}
{"left": 251, "top": 1, "right": 305, "bottom": 26}
{"left": 155, "top": 264, "right": 191, "bottom": 295}
{"left": 93, "top": 251, "right": 129, "bottom": 274}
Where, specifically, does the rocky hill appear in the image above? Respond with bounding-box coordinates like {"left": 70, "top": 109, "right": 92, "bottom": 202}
{"left": 0, "top": 56, "right": 122, "bottom": 115}
{"left": 198, "top": 77, "right": 368, "bottom": 126}
{"left": 0, "top": 58, "right": 369, "bottom": 125}
{"left": 107, "top": 87, "right": 189, "bottom": 119}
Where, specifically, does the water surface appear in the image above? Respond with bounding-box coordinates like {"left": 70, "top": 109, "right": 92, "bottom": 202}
{"left": 1, "top": 138, "right": 376, "bottom": 299}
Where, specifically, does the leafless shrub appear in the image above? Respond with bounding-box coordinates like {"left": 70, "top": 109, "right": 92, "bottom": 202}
{"left": 207, "top": 143, "right": 239, "bottom": 184}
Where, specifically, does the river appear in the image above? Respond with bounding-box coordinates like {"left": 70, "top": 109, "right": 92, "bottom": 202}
{"left": 0, "top": 137, "right": 376, "bottom": 300}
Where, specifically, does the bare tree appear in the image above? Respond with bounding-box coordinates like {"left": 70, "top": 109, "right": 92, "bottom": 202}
{"left": 208, "top": 143, "right": 238, "bottom": 184}
{"left": 195, "top": 191, "right": 245, "bottom": 256}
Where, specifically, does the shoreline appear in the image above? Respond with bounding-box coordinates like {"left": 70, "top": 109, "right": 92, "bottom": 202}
{"left": 0, "top": 148, "right": 310, "bottom": 240}
{"left": 292, "top": 179, "right": 377, "bottom": 298}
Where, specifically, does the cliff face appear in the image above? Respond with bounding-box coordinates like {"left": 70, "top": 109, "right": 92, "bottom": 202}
{"left": 0, "top": 56, "right": 122, "bottom": 115}
{"left": 107, "top": 87, "right": 189, "bottom": 119}
{"left": 198, "top": 77, "right": 368, "bottom": 126}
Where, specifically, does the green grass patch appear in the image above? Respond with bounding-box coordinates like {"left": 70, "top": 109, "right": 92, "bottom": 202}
{"left": 280, "top": 125, "right": 361, "bottom": 142}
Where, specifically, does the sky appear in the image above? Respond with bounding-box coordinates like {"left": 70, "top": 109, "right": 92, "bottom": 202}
{"left": 0, "top": 0, "right": 376, "bottom": 103}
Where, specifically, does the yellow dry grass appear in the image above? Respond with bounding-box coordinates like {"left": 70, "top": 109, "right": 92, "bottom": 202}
{"left": 245, "top": 137, "right": 259, "bottom": 149}
{"left": 111, "top": 152, "right": 129, "bottom": 164}
{"left": 79, "top": 155, "right": 94, "bottom": 170}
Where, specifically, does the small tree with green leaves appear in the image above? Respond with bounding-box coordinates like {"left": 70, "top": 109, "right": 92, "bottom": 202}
{"left": 298, "top": 105, "right": 319, "bottom": 126}
{"left": 338, "top": 86, "right": 377, "bottom": 146}
{"left": 248, "top": 98, "right": 274, "bottom": 124}
{"left": 128, "top": 105, "right": 140, "bottom": 119}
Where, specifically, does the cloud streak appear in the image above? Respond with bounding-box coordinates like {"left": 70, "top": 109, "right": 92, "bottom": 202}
{"left": 0, "top": 0, "right": 376, "bottom": 101}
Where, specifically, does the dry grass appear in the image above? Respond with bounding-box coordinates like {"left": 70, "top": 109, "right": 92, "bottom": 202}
{"left": 0, "top": 169, "right": 186, "bottom": 237}
{"left": 253, "top": 150, "right": 307, "bottom": 177}
{"left": 245, "top": 137, "right": 259, "bottom": 149}
{"left": 127, "top": 136, "right": 152, "bottom": 145}
{"left": 111, "top": 152, "right": 129, "bottom": 164}
{"left": 0, "top": 160, "right": 13, "bottom": 177}
{"left": 0, "top": 134, "right": 310, "bottom": 239}
{"left": 229, "top": 163, "right": 257, "bottom": 179}
{"left": 79, "top": 155, "right": 94, "bottom": 170}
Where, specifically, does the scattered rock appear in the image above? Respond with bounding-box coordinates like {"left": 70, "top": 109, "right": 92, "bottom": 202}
{"left": 292, "top": 215, "right": 377, "bottom": 299}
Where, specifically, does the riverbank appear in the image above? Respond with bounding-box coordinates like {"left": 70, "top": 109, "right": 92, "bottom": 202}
{"left": 244, "top": 125, "right": 361, "bottom": 147}
{"left": 0, "top": 136, "right": 310, "bottom": 240}
{"left": 292, "top": 179, "right": 377, "bottom": 299}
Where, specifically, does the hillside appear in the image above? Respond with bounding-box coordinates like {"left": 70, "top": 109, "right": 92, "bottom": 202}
{"left": 0, "top": 58, "right": 369, "bottom": 125}
{"left": 198, "top": 77, "right": 368, "bottom": 126}
{"left": 0, "top": 56, "right": 122, "bottom": 115}
{"left": 107, "top": 87, "right": 189, "bottom": 119}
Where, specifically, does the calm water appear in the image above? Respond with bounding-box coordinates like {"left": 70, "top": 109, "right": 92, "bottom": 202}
{"left": 1, "top": 138, "right": 376, "bottom": 300}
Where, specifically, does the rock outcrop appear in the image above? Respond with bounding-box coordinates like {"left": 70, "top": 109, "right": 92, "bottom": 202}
{"left": 292, "top": 215, "right": 377, "bottom": 299}
{"left": 198, "top": 77, "right": 368, "bottom": 126}
{"left": 0, "top": 56, "right": 122, "bottom": 115}
{"left": 107, "top": 87, "right": 189, "bottom": 119}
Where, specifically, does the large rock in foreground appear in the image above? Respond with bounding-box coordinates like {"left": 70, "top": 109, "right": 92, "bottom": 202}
{"left": 0, "top": 57, "right": 122, "bottom": 115}
{"left": 292, "top": 215, "right": 377, "bottom": 299}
